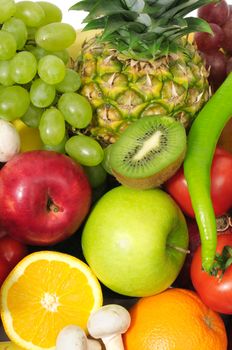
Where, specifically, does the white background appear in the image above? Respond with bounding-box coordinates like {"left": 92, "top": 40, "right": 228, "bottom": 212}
{"left": 15, "top": 0, "right": 232, "bottom": 29}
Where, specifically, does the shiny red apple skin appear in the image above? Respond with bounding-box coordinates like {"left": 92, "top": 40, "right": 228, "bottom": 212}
{"left": 0, "top": 150, "right": 92, "bottom": 245}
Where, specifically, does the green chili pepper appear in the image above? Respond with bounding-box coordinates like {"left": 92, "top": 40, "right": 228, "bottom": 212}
{"left": 184, "top": 72, "right": 232, "bottom": 273}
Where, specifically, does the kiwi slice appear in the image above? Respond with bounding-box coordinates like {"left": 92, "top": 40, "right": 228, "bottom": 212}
{"left": 110, "top": 115, "right": 186, "bottom": 189}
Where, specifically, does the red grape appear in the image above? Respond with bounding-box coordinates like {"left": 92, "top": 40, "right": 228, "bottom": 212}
{"left": 226, "top": 56, "right": 232, "bottom": 74}
{"left": 194, "top": 23, "right": 224, "bottom": 53}
{"left": 201, "top": 50, "right": 227, "bottom": 91}
{"left": 198, "top": 0, "right": 230, "bottom": 26}
{"left": 221, "top": 16, "right": 232, "bottom": 54}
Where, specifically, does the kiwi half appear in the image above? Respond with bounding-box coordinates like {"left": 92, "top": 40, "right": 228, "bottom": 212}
{"left": 110, "top": 115, "right": 187, "bottom": 189}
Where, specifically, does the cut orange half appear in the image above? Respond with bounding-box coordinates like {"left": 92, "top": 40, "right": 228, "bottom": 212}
{"left": 0, "top": 251, "right": 103, "bottom": 350}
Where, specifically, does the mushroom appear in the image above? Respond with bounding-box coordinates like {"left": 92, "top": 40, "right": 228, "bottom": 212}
{"left": 56, "top": 325, "right": 102, "bottom": 350}
{"left": 0, "top": 119, "right": 20, "bottom": 162}
{"left": 87, "top": 304, "right": 131, "bottom": 350}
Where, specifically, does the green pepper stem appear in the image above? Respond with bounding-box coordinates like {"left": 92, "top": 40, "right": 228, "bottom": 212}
{"left": 184, "top": 72, "right": 232, "bottom": 273}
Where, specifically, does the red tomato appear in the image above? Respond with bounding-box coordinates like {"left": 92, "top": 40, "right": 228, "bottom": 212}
{"left": 191, "top": 234, "right": 232, "bottom": 314}
{"left": 164, "top": 147, "right": 232, "bottom": 218}
{"left": 0, "top": 257, "right": 11, "bottom": 287}
{"left": 0, "top": 235, "right": 28, "bottom": 269}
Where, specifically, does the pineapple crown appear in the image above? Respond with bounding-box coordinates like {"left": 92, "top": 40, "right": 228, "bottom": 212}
{"left": 71, "top": 0, "right": 214, "bottom": 60}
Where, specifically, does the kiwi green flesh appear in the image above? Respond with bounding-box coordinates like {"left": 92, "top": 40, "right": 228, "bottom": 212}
{"left": 112, "top": 149, "right": 186, "bottom": 189}
{"left": 110, "top": 115, "right": 187, "bottom": 189}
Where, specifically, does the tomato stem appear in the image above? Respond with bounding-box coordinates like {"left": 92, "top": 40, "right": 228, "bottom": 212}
{"left": 210, "top": 245, "right": 232, "bottom": 279}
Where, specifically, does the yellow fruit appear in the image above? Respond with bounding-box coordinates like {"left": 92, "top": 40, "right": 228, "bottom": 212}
{"left": 68, "top": 29, "right": 102, "bottom": 60}
{"left": 12, "top": 120, "right": 43, "bottom": 152}
{"left": 0, "top": 251, "right": 103, "bottom": 350}
{"left": 0, "top": 342, "right": 25, "bottom": 349}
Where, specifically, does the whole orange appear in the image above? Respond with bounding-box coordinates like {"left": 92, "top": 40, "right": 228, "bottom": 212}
{"left": 123, "top": 288, "right": 227, "bottom": 350}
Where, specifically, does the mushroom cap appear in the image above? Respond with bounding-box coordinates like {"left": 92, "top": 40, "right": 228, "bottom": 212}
{"left": 0, "top": 119, "right": 20, "bottom": 162}
{"left": 56, "top": 325, "right": 87, "bottom": 350}
{"left": 87, "top": 304, "right": 131, "bottom": 339}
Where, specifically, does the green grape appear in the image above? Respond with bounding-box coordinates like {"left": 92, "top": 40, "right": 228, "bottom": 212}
{"left": 38, "top": 55, "right": 66, "bottom": 85}
{"left": 37, "top": 1, "right": 62, "bottom": 25}
{"left": 0, "top": 0, "right": 16, "bottom": 24}
{"left": 84, "top": 164, "right": 107, "bottom": 189}
{"left": 0, "top": 85, "right": 30, "bottom": 121}
{"left": 65, "top": 135, "right": 104, "bottom": 166}
{"left": 21, "top": 104, "right": 43, "bottom": 128}
{"left": 43, "top": 133, "right": 68, "bottom": 153}
{"left": 0, "top": 30, "right": 17, "bottom": 60}
{"left": 15, "top": 1, "right": 45, "bottom": 27}
{"left": 56, "top": 69, "right": 81, "bottom": 93}
{"left": 35, "top": 23, "right": 76, "bottom": 51}
{"left": 58, "top": 92, "right": 92, "bottom": 129}
{"left": 28, "top": 47, "right": 70, "bottom": 64}
{"left": 0, "top": 60, "right": 14, "bottom": 86}
{"left": 2, "top": 17, "right": 28, "bottom": 50}
{"left": 27, "top": 27, "right": 37, "bottom": 40}
{"left": 30, "top": 78, "right": 56, "bottom": 108}
{"left": 27, "top": 45, "right": 48, "bottom": 61}
{"left": 53, "top": 50, "right": 70, "bottom": 65}
{"left": 10, "top": 51, "right": 37, "bottom": 84}
{"left": 39, "top": 107, "right": 65, "bottom": 146}
{"left": 101, "top": 144, "right": 113, "bottom": 175}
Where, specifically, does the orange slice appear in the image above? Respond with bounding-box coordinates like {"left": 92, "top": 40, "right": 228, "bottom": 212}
{"left": 0, "top": 251, "right": 103, "bottom": 350}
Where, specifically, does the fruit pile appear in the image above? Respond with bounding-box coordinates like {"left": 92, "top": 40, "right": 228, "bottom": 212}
{"left": 194, "top": 0, "right": 232, "bottom": 91}
{"left": 1, "top": 0, "right": 232, "bottom": 350}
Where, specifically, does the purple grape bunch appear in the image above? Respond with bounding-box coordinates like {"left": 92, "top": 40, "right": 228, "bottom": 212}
{"left": 195, "top": 0, "right": 232, "bottom": 91}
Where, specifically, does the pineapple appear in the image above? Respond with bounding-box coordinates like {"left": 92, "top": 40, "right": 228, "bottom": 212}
{"left": 71, "top": 0, "right": 212, "bottom": 146}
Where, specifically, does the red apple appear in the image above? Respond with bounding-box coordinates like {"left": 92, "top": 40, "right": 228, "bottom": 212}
{"left": 0, "top": 150, "right": 92, "bottom": 245}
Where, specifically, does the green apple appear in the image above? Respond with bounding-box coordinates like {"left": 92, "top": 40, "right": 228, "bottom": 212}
{"left": 82, "top": 186, "right": 189, "bottom": 297}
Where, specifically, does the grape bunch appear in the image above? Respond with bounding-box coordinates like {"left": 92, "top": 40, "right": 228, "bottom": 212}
{"left": 195, "top": 0, "right": 232, "bottom": 92}
{"left": 0, "top": 0, "right": 107, "bottom": 188}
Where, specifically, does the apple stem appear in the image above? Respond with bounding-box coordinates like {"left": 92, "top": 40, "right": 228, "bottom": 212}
{"left": 167, "top": 244, "right": 190, "bottom": 254}
{"left": 47, "top": 197, "right": 60, "bottom": 213}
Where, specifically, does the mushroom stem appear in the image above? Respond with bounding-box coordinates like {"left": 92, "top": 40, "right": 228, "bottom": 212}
{"left": 87, "top": 304, "right": 131, "bottom": 350}
{"left": 87, "top": 338, "right": 102, "bottom": 349}
{"left": 101, "top": 334, "right": 124, "bottom": 350}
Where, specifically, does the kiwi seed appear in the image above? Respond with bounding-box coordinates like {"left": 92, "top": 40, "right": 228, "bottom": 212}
{"left": 109, "top": 115, "right": 187, "bottom": 189}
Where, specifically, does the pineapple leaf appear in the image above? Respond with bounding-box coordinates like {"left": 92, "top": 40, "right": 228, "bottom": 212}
{"left": 136, "top": 13, "right": 152, "bottom": 26}
{"left": 155, "top": 0, "right": 180, "bottom": 5}
{"left": 165, "top": 0, "right": 215, "bottom": 18}
{"left": 100, "top": 16, "right": 145, "bottom": 40}
{"left": 71, "top": 0, "right": 216, "bottom": 59}
{"left": 82, "top": 18, "right": 106, "bottom": 31}
{"left": 79, "top": 0, "right": 137, "bottom": 23}
{"left": 123, "top": 0, "right": 145, "bottom": 12}
{"left": 184, "top": 17, "right": 213, "bottom": 33}
{"left": 69, "top": 0, "right": 93, "bottom": 12}
{"left": 143, "top": 3, "right": 168, "bottom": 18}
